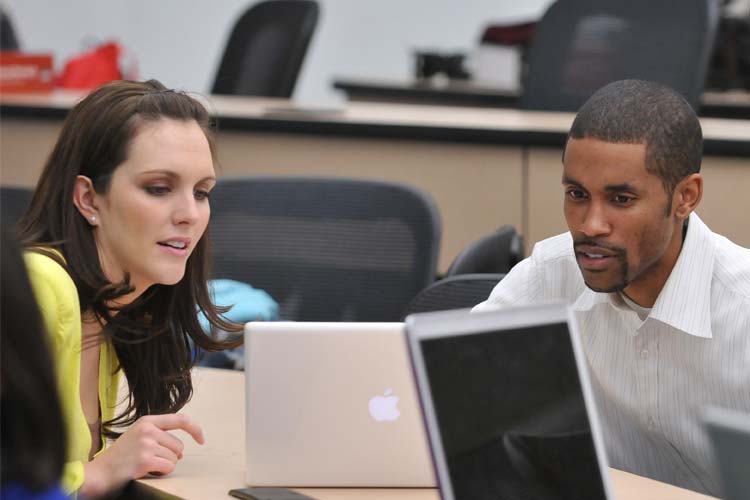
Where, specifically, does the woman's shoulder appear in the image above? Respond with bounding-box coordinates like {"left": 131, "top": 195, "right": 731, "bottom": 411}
{"left": 24, "top": 249, "right": 77, "bottom": 295}
{"left": 23, "top": 249, "right": 81, "bottom": 345}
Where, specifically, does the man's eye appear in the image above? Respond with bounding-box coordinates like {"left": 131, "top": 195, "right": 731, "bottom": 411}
{"left": 146, "top": 186, "right": 170, "bottom": 196}
{"left": 613, "top": 195, "right": 635, "bottom": 205}
{"left": 566, "top": 189, "right": 587, "bottom": 200}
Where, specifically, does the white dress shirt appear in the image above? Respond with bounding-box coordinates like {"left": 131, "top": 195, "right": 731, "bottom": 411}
{"left": 474, "top": 213, "right": 750, "bottom": 495}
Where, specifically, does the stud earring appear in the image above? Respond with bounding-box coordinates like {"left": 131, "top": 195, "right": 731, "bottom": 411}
{"left": 90, "top": 216, "right": 97, "bottom": 223}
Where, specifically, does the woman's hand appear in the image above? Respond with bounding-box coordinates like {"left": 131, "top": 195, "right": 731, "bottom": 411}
{"left": 81, "top": 413, "right": 204, "bottom": 498}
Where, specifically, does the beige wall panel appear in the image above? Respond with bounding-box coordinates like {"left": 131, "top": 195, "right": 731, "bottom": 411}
{"left": 217, "top": 132, "right": 524, "bottom": 271}
{"left": 0, "top": 119, "right": 62, "bottom": 186}
{"left": 0, "top": 119, "right": 524, "bottom": 272}
{"left": 527, "top": 148, "right": 568, "bottom": 250}
{"left": 699, "top": 156, "right": 750, "bottom": 248}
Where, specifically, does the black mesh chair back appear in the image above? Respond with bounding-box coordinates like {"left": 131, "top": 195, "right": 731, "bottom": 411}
{"left": 520, "top": 0, "right": 719, "bottom": 111}
{"left": 1, "top": 185, "right": 33, "bottom": 231}
{"left": 209, "top": 176, "right": 441, "bottom": 322}
{"left": 211, "top": 0, "right": 319, "bottom": 97}
{"left": 446, "top": 225, "right": 523, "bottom": 276}
{"left": 401, "top": 273, "right": 504, "bottom": 319}
{"left": 1, "top": 8, "right": 20, "bottom": 50}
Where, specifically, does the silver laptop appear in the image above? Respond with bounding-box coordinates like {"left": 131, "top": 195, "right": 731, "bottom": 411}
{"left": 405, "top": 303, "right": 614, "bottom": 500}
{"left": 704, "top": 406, "right": 750, "bottom": 500}
{"left": 243, "top": 321, "right": 436, "bottom": 487}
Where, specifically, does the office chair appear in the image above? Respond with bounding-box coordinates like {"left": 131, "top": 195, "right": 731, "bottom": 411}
{"left": 211, "top": 0, "right": 319, "bottom": 97}
{"left": 446, "top": 225, "right": 523, "bottom": 276}
{"left": 209, "top": 176, "right": 441, "bottom": 322}
{"left": 0, "top": 8, "right": 20, "bottom": 51}
{"left": 0, "top": 185, "right": 33, "bottom": 231}
{"left": 401, "top": 273, "right": 504, "bottom": 319}
{"left": 520, "top": 0, "right": 719, "bottom": 111}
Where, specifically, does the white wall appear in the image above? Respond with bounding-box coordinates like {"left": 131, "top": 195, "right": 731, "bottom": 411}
{"left": 3, "top": 0, "right": 553, "bottom": 104}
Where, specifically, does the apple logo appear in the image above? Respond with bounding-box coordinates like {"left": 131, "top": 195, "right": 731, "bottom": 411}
{"left": 368, "top": 388, "right": 400, "bottom": 422}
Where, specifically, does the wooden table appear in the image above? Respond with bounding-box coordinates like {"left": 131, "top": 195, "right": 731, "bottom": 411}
{"left": 2, "top": 92, "right": 748, "bottom": 272}
{"left": 136, "top": 368, "right": 716, "bottom": 500}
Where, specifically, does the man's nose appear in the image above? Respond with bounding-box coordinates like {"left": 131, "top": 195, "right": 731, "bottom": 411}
{"left": 580, "top": 202, "right": 611, "bottom": 238}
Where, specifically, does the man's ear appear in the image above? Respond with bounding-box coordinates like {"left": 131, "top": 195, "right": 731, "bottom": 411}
{"left": 73, "top": 175, "right": 100, "bottom": 226}
{"left": 673, "top": 173, "right": 703, "bottom": 220}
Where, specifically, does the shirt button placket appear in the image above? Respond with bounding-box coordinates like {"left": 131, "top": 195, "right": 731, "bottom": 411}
{"left": 642, "top": 326, "right": 659, "bottom": 433}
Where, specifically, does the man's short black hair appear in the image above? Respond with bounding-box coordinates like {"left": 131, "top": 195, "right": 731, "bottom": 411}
{"left": 568, "top": 79, "right": 703, "bottom": 196}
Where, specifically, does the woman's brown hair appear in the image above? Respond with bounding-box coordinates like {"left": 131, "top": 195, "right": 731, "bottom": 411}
{"left": 18, "top": 79, "right": 242, "bottom": 438}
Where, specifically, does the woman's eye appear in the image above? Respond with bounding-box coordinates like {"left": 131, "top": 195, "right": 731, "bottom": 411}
{"left": 145, "top": 186, "right": 170, "bottom": 196}
{"left": 194, "top": 190, "right": 211, "bottom": 201}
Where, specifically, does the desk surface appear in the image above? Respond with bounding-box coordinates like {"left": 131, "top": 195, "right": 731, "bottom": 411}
{"left": 333, "top": 77, "right": 750, "bottom": 120}
{"left": 2, "top": 91, "right": 748, "bottom": 157}
{"left": 137, "top": 368, "right": 717, "bottom": 500}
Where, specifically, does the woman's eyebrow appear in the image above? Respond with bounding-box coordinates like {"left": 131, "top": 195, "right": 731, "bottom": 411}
{"left": 138, "top": 170, "right": 216, "bottom": 184}
{"left": 138, "top": 169, "right": 178, "bottom": 179}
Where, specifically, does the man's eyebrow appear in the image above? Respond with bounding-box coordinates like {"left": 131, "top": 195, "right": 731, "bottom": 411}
{"left": 562, "top": 175, "right": 583, "bottom": 187}
{"left": 562, "top": 176, "right": 641, "bottom": 193}
{"left": 604, "top": 182, "right": 640, "bottom": 193}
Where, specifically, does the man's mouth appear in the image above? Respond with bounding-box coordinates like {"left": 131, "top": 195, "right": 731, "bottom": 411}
{"left": 580, "top": 252, "right": 608, "bottom": 259}
{"left": 574, "top": 243, "right": 623, "bottom": 271}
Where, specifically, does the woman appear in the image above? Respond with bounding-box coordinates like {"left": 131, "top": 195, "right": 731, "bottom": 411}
{"left": 18, "top": 79, "right": 242, "bottom": 497}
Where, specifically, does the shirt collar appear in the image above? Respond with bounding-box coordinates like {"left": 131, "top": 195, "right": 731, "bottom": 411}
{"left": 571, "top": 213, "right": 715, "bottom": 339}
{"left": 649, "top": 213, "right": 715, "bottom": 338}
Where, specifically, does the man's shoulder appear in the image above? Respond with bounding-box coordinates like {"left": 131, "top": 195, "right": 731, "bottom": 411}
{"left": 474, "top": 231, "right": 583, "bottom": 311}
{"left": 529, "top": 231, "right": 576, "bottom": 264}
{"left": 710, "top": 232, "right": 750, "bottom": 300}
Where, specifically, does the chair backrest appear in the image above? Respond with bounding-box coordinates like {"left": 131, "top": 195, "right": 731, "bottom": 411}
{"left": 401, "top": 273, "right": 504, "bottom": 319}
{"left": 520, "top": 0, "right": 719, "bottom": 111}
{"left": 1, "top": 8, "right": 20, "bottom": 51}
{"left": 211, "top": 0, "right": 319, "bottom": 97}
{"left": 446, "top": 225, "right": 523, "bottom": 277}
{"left": 209, "top": 176, "right": 441, "bottom": 322}
{"left": 1, "top": 185, "right": 33, "bottom": 231}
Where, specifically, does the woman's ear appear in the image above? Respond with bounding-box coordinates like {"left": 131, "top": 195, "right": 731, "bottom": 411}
{"left": 73, "top": 176, "right": 100, "bottom": 226}
{"left": 673, "top": 173, "right": 703, "bottom": 220}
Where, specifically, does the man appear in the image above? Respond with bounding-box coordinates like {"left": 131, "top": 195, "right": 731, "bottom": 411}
{"left": 474, "top": 79, "right": 750, "bottom": 495}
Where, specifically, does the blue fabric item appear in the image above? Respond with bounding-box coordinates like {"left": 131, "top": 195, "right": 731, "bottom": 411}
{"left": 199, "top": 279, "right": 279, "bottom": 332}
{"left": 0, "top": 483, "right": 69, "bottom": 500}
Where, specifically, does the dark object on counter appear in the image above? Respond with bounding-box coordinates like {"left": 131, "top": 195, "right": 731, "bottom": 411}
{"left": 415, "top": 52, "right": 470, "bottom": 80}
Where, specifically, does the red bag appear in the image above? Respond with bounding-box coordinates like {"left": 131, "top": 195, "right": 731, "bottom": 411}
{"left": 56, "top": 41, "right": 134, "bottom": 89}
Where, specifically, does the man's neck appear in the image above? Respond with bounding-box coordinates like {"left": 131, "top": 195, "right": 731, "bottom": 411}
{"left": 622, "top": 218, "right": 689, "bottom": 308}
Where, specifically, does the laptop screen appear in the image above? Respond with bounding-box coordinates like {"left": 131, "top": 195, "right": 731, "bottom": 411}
{"left": 418, "top": 320, "right": 608, "bottom": 500}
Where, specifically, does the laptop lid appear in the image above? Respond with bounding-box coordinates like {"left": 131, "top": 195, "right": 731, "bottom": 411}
{"left": 243, "top": 321, "right": 435, "bottom": 487}
{"left": 405, "top": 303, "right": 614, "bottom": 500}
{"left": 703, "top": 406, "right": 750, "bottom": 500}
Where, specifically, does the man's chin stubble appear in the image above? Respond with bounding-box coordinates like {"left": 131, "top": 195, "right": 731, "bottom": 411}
{"left": 584, "top": 280, "right": 629, "bottom": 293}
{"left": 581, "top": 267, "right": 629, "bottom": 293}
